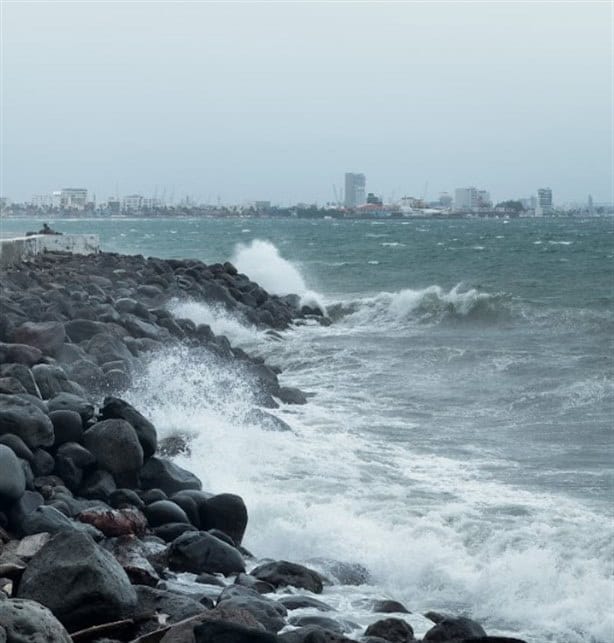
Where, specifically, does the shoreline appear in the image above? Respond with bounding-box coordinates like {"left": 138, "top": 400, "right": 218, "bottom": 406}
{"left": 0, "top": 249, "right": 527, "bottom": 642}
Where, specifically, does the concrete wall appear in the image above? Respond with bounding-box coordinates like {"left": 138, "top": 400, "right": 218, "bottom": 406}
{"left": 0, "top": 234, "right": 100, "bottom": 268}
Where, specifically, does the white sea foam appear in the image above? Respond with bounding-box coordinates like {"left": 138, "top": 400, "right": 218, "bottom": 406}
{"left": 233, "top": 239, "right": 327, "bottom": 313}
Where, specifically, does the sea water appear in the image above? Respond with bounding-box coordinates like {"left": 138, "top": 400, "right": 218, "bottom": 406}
{"left": 3, "top": 216, "right": 613, "bottom": 642}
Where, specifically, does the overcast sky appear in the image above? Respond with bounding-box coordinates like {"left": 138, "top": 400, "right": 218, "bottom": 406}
{"left": 2, "top": 1, "right": 612, "bottom": 205}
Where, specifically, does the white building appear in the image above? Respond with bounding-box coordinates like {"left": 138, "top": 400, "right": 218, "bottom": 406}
{"left": 536, "top": 188, "right": 553, "bottom": 216}
{"left": 31, "top": 194, "right": 53, "bottom": 208}
{"left": 454, "top": 187, "right": 479, "bottom": 210}
{"left": 52, "top": 188, "right": 88, "bottom": 210}
{"left": 123, "top": 194, "right": 144, "bottom": 211}
{"left": 344, "top": 173, "right": 366, "bottom": 208}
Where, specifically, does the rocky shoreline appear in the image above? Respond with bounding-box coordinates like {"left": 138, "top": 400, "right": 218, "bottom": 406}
{"left": 0, "top": 250, "right": 526, "bottom": 643}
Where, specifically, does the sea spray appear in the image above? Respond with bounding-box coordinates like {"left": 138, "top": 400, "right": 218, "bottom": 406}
{"left": 233, "top": 239, "right": 327, "bottom": 313}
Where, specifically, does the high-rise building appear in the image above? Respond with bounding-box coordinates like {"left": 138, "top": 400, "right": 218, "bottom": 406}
{"left": 54, "top": 188, "right": 88, "bottom": 210}
{"left": 344, "top": 173, "right": 366, "bottom": 208}
{"left": 454, "top": 187, "right": 479, "bottom": 210}
{"left": 123, "top": 194, "right": 143, "bottom": 211}
{"left": 536, "top": 188, "right": 553, "bottom": 216}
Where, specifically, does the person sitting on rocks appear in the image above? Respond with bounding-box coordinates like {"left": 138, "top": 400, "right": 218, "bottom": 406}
{"left": 38, "top": 223, "right": 62, "bottom": 235}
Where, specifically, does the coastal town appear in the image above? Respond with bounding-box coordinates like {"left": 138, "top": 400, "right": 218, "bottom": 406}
{"left": 1, "top": 173, "right": 610, "bottom": 219}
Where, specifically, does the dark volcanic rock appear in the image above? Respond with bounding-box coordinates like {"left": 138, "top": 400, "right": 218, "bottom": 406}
{"left": 202, "top": 493, "right": 248, "bottom": 545}
{"left": 140, "top": 456, "right": 202, "bottom": 495}
{"left": 12, "top": 321, "right": 66, "bottom": 356}
{"left": 17, "top": 531, "right": 137, "bottom": 631}
{"left": 64, "top": 319, "right": 108, "bottom": 343}
{"left": 0, "top": 433, "right": 34, "bottom": 462}
{"left": 277, "top": 595, "right": 335, "bottom": 612}
{"left": 0, "top": 444, "right": 26, "bottom": 506}
{"left": 99, "top": 396, "right": 157, "bottom": 458}
{"left": 168, "top": 530, "right": 245, "bottom": 575}
{"left": 0, "top": 394, "right": 54, "bottom": 448}
{"left": 288, "top": 615, "right": 348, "bottom": 633}
{"left": 154, "top": 521, "right": 198, "bottom": 542}
{"left": 0, "top": 343, "right": 43, "bottom": 367}
{"left": 79, "top": 469, "right": 117, "bottom": 501}
{"left": 423, "top": 616, "right": 487, "bottom": 641}
{"left": 31, "top": 364, "right": 74, "bottom": 400}
{"left": 217, "top": 585, "right": 287, "bottom": 633}
{"left": 0, "top": 597, "right": 72, "bottom": 642}
{"left": 83, "top": 418, "right": 144, "bottom": 478}
{"left": 0, "top": 376, "right": 28, "bottom": 395}
{"left": 250, "top": 560, "right": 324, "bottom": 594}
{"left": 110, "top": 488, "right": 145, "bottom": 510}
{"left": 194, "top": 620, "right": 278, "bottom": 643}
{"left": 144, "top": 499, "right": 190, "bottom": 527}
{"left": 48, "top": 409, "right": 83, "bottom": 445}
{"left": 47, "top": 392, "right": 95, "bottom": 423}
{"left": 0, "top": 363, "right": 40, "bottom": 397}
{"left": 364, "top": 618, "right": 414, "bottom": 642}
{"left": 279, "top": 626, "right": 357, "bottom": 643}
{"left": 134, "top": 585, "right": 207, "bottom": 624}
{"left": 235, "top": 572, "right": 275, "bottom": 594}
{"left": 372, "top": 600, "right": 411, "bottom": 614}
{"left": 32, "top": 448, "right": 55, "bottom": 476}
{"left": 21, "top": 505, "right": 102, "bottom": 539}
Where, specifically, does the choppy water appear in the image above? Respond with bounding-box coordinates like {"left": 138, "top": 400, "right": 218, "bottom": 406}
{"left": 3, "top": 216, "right": 613, "bottom": 642}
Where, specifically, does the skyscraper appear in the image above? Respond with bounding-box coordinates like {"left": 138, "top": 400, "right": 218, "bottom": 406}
{"left": 536, "top": 188, "right": 553, "bottom": 216}
{"left": 344, "top": 173, "right": 366, "bottom": 208}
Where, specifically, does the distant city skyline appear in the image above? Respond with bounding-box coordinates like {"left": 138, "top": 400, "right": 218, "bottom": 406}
{"left": 2, "top": 2, "right": 612, "bottom": 204}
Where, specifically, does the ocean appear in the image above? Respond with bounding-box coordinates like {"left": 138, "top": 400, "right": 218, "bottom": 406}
{"left": 3, "top": 215, "right": 613, "bottom": 642}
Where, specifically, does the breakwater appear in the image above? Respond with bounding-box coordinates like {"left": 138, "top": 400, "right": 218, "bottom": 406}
{"left": 0, "top": 249, "right": 526, "bottom": 642}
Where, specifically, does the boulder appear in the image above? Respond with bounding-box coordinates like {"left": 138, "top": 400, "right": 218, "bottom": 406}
{"left": 30, "top": 364, "right": 72, "bottom": 400}
{"left": 372, "top": 600, "right": 411, "bottom": 614}
{"left": 235, "top": 572, "right": 275, "bottom": 594}
{"left": 110, "top": 488, "right": 145, "bottom": 510}
{"left": 277, "top": 595, "right": 334, "bottom": 612}
{"left": 278, "top": 626, "right": 358, "bottom": 643}
{"left": 0, "top": 434, "right": 33, "bottom": 462}
{"left": 134, "top": 585, "right": 206, "bottom": 624}
{"left": 277, "top": 386, "right": 308, "bottom": 405}
{"left": 79, "top": 469, "right": 117, "bottom": 501}
{"left": 48, "top": 410, "right": 83, "bottom": 446}
{"left": 0, "top": 377, "right": 27, "bottom": 395}
{"left": 106, "top": 537, "right": 160, "bottom": 587}
{"left": 7, "top": 490, "right": 44, "bottom": 536}
{"left": 201, "top": 493, "right": 248, "bottom": 545}
{"left": 288, "top": 616, "right": 348, "bottom": 633}
{"left": 47, "top": 392, "right": 95, "bottom": 423}
{"left": 423, "top": 616, "right": 487, "bottom": 641}
{"left": 64, "top": 319, "right": 107, "bottom": 343}
{"left": 194, "top": 621, "right": 278, "bottom": 643}
{"left": 83, "top": 419, "right": 144, "bottom": 478}
{"left": 77, "top": 507, "right": 148, "bottom": 537}
{"left": 0, "top": 343, "right": 42, "bottom": 367}
{"left": 31, "top": 448, "right": 55, "bottom": 476}
{"left": 85, "top": 333, "right": 134, "bottom": 366}
{"left": 20, "top": 505, "right": 102, "bottom": 540}
{"left": 250, "top": 560, "right": 323, "bottom": 594}
{"left": 217, "top": 585, "right": 287, "bottom": 632}
{"left": 140, "top": 457, "right": 201, "bottom": 495}
{"left": 0, "top": 445, "right": 26, "bottom": 506}
{"left": 65, "top": 359, "right": 106, "bottom": 390}
{"left": 364, "top": 618, "right": 414, "bottom": 642}
{"left": 154, "top": 522, "right": 198, "bottom": 542}
{"left": 0, "top": 364, "right": 40, "bottom": 397}
{"left": 12, "top": 321, "right": 66, "bottom": 357}
{"left": 168, "top": 531, "right": 245, "bottom": 575}
{"left": 99, "top": 397, "right": 157, "bottom": 458}
{"left": 144, "top": 499, "right": 190, "bottom": 528}
{"left": 0, "top": 598, "right": 71, "bottom": 642}
{"left": 0, "top": 394, "right": 54, "bottom": 448}
{"left": 17, "top": 531, "right": 137, "bottom": 631}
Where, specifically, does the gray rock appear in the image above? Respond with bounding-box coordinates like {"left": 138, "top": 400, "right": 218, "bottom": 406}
{"left": 47, "top": 392, "right": 95, "bottom": 423}
{"left": 79, "top": 469, "right": 117, "bottom": 502}
{"left": 202, "top": 493, "right": 248, "bottom": 545}
{"left": 0, "top": 445, "right": 26, "bottom": 506}
{"left": 277, "top": 595, "right": 334, "bottom": 612}
{"left": 134, "top": 585, "right": 206, "bottom": 624}
{"left": 32, "top": 448, "right": 55, "bottom": 476}
{"left": 12, "top": 321, "right": 66, "bottom": 357}
{"left": 0, "top": 377, "right": 28, "bottom": 395}
{"left": 0, "top": 434, "right": 33, "bottom": 462}
{"left": 140, "top": 456, "right": 202, "bottom": 495}
{"left": 0, "top": 597, "right": 71, "bottom": 642}
{"left": 168, "top": 531, "right": 245, "bottom": 575}
{"left": 20, "top": 505, "right": 102, "bottom": 540}
{"left": 64, "top": 319, "right": 107, "bottom": 343}
{"left": 194, "top": 620, "right": 278, "bottom": 643}
{"left": 218, "top": 585, "right": 287, "bottom": 632}
{"left": 83, "top": 419, "right": 143, "bottom": 478}
{"left": 423, "top": 616, "right": 487, "bottom": 641}
{"left": 288, "top": 615, "right": 348, "bottom": 634}
{"left": 99, "top": 397, "right": 157, "bottom": 458}
{"left": 17, "top": 531, "right": 137, "bottom": 631}
{"left": 0, "top": 394, "right": 54, "bottom": 448}
{"left": 8, "top": 490, "right": 44, "bottom": 536}
{"left": 364, "top": 618, "right": 414, "bottom": 642}
{"left": 144, "top": 499, "right": 190, "bottom": 527}
{"left": 372, "top": 600, "right": 411, "bottom": 614}
{"left": 250, "top": 560, "right": 323, "bottom": 594}
{"left": 48, "top": 410, "right": 83, "bottom": 446}
{"left": 31, "top": 364, "right": 73, "bottom": 400}
{"left": 0, "top": 364, "right": 40, "bottom": 397}
{"left": 0, "top": 343, "right": 43, "bottom": 367}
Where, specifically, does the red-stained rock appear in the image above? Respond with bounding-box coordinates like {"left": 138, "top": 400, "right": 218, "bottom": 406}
{"left": 77, "top": 507, "right": 147, "bottom": 537}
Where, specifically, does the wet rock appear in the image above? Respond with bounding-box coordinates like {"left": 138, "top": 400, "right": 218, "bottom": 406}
{"left": 99, "top": 397, "right": 157, "bottom": 458}
{"left": 154, "top": 522, "right": 198, "bottom": 542}
{"left": 0, "top": 364, "right": 40, "bottom": 397}
{"left": 288, "top": 615, "right": 348, "bottom": 633}
{"left": 372, "top": 600, "right": 411, "bottom": 614}
{"left": 423, "top": 616, "right": 487, "bottom": 641}
{"left": 7, "top": 491, "right": 44, "bottom": 536}
{"left": 106, "top": 537, "right": 160, "bottom": 587}
{"left": 245, "top": 408, "right": 293, "bottom": 432}
{"left": 31, "top": 364, "right": 72, "bottom": 400}
{"left": 86, "top": 333, "right": 134, "bottom": 366}
{"left": 140, "top": 456, "right": 202, "bottom": 495}
{"left": 12, "top": 321, "right": 66, "bottom": 357}
{"left": 250, "top": 560, "right": 324, "bottom": 594}
{"left": 277, "top": 595, "right": 334, "bottom": 612}
{"left": 0, "top": 394, "right": 54, "bottom": 448}
{"left": 0, "top": 343, "right": 43, "bottom": 367}
{"left": 64, "top": 319, "right": 108, "bottom": 343}
{"left": 17, "top": 531, "right": 137, "bottom": 631}
{"left": 0, "top": 445, "right": 26, "bottom": 506}
{"left": 144, "top": 499, "right": 190, "bottom": 528}
{"left": 65, "top": 358, "right": 106, "bottom": 390}
{"left": 20, "top": 505, "right": 102, "bottom": 540}
{"left": 79, "top": 469, "right": 117, "bottom": 501}
{"left": 168, "top": 531, "right": 245, "bottom": 575}
{"left": 48, "top": 409, "right": 83, "bottom": 446}
{"left": 47, "top": 392, "right": 95, "bottom": 423}
{"left": 0, "top": 597, "right": 72, "bottom": 642}
{"left": 364, "top": 618, "right": 414, "bottom": 642}
{"left": 0, "top": 377, "right": 28, "bottom": 395}
{"left": 194, "top": 620, "right": 278, "bottom": 643}
{"left": 277, "top": 386, "right": 308, "bottom": 405}
{"left": 77, "top": 507, "right": 148, "bottom": 537}
{"left": 202, "top": 493, "right": 248, "bottom": 545}
{"left": 309, "top": 558, "right": 370, "bottom": 585}
{"left": 134, "top": 585, "right": 207, "bottom": 624}
{"left": 14, "top": 531, "right": 51, "bottom": 559}
{"left": 218, "top": 585, "right": 287, "bottom": 632}
{"left": 110, "top": 488, "right": 145, "bottom": 510}
{"left": 83, "top": 419, "right": 144, "bottom": 479}
{"left": 235, "top": 572, "right": 275, "bottom": 594}
{"left": 0, "top": 434, "right": 33, "bottom": 462}
{"left": 31, "top": 448, "right": 55, "bottom": 476}
{"left": 279, "top": 626, "right": 358, "bottom": 643}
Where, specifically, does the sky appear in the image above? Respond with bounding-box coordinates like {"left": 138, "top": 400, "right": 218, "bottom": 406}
{"left": 1, "top": 1, "right": 612, "bottom": 206}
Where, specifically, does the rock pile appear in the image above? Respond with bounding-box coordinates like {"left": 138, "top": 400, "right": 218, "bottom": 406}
{"left": 0, "top": 250, "right": 526, "bottom": 642}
